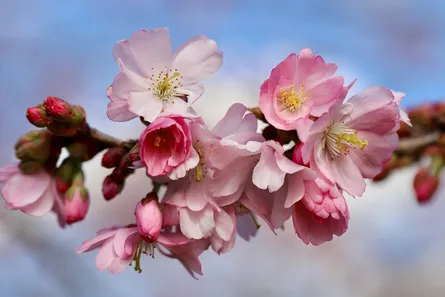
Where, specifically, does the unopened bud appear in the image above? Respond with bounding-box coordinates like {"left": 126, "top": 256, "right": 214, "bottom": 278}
{"left": 102, "top": 147, "right": 127, "bottom": 168}
{"left": 43, "top": 96, "right": 73, "bottom": 120}
{"left": 15, "top": 130, "right": 52, "bottom": 162}
{"left": 413, "top": 168, "right": 439, "bottom": 204}
{"left": 135, "top": 193, "right": 162, "bottom": 242}
{"left": 56, "top": 157, "right": 81, "bottom": 193}
{"left": 102, "top": 175, "right": 123, "bottom": 201}
{"left": 43, "top": 97, "right": 87, "bottom": 136}
{"left": 26, "top": 105, "right": 49, "bottom": 128}
{"left": 64, "top": 172, "right": 90, "bottom": 224}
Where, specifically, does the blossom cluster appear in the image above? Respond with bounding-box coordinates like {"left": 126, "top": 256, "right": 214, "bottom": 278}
{"left": 0, "top": 28, "right": 409, "bottom": 278}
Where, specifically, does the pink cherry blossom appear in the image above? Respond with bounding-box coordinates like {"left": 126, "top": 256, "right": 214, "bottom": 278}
{"left": 260, "top": 49, "right": 345, "bottom": 130}
{"left": 292, "top": 178, "right": 349, "bottom": 246}
{"left": 163, "top": 104, "right": 264, "bottom": 240}
{"left": 0, "top": 164, "right": 65, "bottom": 220}
{"left": 77, "top": 225, "right": 191, "bottom": 274}
{"left": 299, "top": 86, "right": 400, "bottom": 197}
{"left": 108, "top": 28, "right": 223, "bottom": 122}
{"left": 229, "top": 141, "right": 316, "bottom": 230}
{"left": 391, "top": 90, "right": 412, "bottom": 126}
{"left": 139, "top": 115, "right": 199, "bottom": 179}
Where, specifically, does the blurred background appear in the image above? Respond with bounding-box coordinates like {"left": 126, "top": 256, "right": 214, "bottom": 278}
{"left": 1, "top": 0, "right": 445, "bottom": 296}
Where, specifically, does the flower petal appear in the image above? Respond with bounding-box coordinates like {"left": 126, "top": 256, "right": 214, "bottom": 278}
{"left": 128, "top": 91, "right": 163, "bottom": 122}
{"left": 172, "top": 35, "right": 223, "bottom": 84}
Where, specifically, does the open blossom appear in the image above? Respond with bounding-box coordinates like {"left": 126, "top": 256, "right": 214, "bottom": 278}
{"left": 77, "top": 225, "right": 199, "bottom": 275}
{"left": 163, "top": 104, "right": 263, "bottom": 242}
{"left": 0, "top": 164, "right": 64, "bottom": 218}
{"left": 260, "top": 49, "right": 346, "bottom": 130}
{"left": 238, "top": 141, "right": 316, "bottom": 230}
{"left": 107, "top": 28, "right": 223, "bottom": 122}
{"left": 299, "top": 87, "right": 400, "bottom": 197}
{"left": 139, "top": 115, "right": 199, "bottom": 179}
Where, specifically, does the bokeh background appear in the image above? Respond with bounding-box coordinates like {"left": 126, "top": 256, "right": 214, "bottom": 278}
{"left": 1, "top": 0, "right": 445, "bottom": 296}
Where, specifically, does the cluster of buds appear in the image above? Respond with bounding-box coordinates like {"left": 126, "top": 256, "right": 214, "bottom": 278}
{"left": 27, "top": 96, "right": 86, "bottom": 137}
{"left": 0, "top": 27, "right": 416, "bottom": 279}
{"left": 101, "top": 143, "right": 137, "bottom": 200}
{"left": 373, "top": 102, "right": 445, "bottom": 204}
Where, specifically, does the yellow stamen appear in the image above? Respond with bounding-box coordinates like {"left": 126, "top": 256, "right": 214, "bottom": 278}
{"left": 154, "top": 136, "right": 162, "bottom": 147}
{"left": 279, "top": 85, "right": 310, "bottom": 112}
{"left": 195, "top": 148, "right": 204, "bottom": 182}
{"left": 337, "top": 132, "right": 368, "bottom": 150}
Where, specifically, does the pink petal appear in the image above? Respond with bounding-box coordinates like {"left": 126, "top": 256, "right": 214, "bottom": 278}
{"left": 1, "top": 170, "right": 51, "bottom": 208}
{"left": 108, "top": 256, "right": 133, "bottom": 274}
{"left": 157, "top": 232, "right": 190, "bottom": 246}
{"left": 168, "top": 148, "right": 200, "bottom": 180}
{"left": 96, "top": 238, "right": 115, "bottom": 271}
{"left": 252, "top": 143, "right": 286, "bottom": 192}
{"left": 179, "top": 206, "right": 215, "bottom": 240}
{"left": 185, "top": 180, "right": 210, "bottom": 212}
{"left": 106, "top": 100, "right": 138, "bottom": 122}
{"left": 128, "top": 28, "right": 172, "bottom": 74}
{"left": 77, "top": 229, "right": 120, "bottom": 254}
{"left": 20, "top": 184, "right": 55, "bottom": 216}
{"left": 128, "top": 91, "right": 163, "bottom": 122}
{"left": 0, "top": 163, "right": 19, "bottom": 182}
{"left": 176, "top": 83, "right": 204, "bottom": 105}
{"left": 172, "top": 35, "right": 223, "bottom": 84}
{"left": 330, "top": 155, "right": 366, "bottom": 197}
{"left": 113, "top": 227, "right": 139, "bottom": 258}
{"left": 308, "top": 76, "right": 344, "bottom": 106}
{"left": 212, "top": 103, "right": 258, "bottom": 138}
{"left": 214, "top": 208, "right": 234, "bottom": 241}
{"left": 285, "top": 174, "right": 305, "bottom": 208}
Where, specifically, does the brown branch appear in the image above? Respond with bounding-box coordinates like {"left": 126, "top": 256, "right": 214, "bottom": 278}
{"left": 396, "top": 132, "right": 441, "bottom": 154}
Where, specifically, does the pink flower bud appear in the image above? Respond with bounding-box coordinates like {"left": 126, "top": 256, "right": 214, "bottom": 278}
{"left": 64, "top": 185, "right": 90, "bottom": 224}
{"left": 413, "top": 168, "right": 439, "bottom": 204}
{"left": 135, "top": 194, "right": 162, "bottom": 242}
{"left": 102, "top": 147, "right": 127, "bottom": 168}
{"left": 44, "top": 96, "right": 72, "bottom": 119}
{"left": 102, "top": 175, "right": 123, "bottom": 200}
{"left": 26, "top": 105, "right": 49, "bottom": 128}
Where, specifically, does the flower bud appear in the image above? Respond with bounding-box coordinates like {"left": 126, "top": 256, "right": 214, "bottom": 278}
{"left": 102, "top": 175, "right": 123, "bottom": 201}
{"left": 102, "top": 147, "right": 127, "bottom": 168}
{"left": 64, "top": 172, "right": 90, "bottom": 224}
{"left": 43, "top": 97, "right": 87, "bottom": 136}
{"left": 413, "top": 168, "right": 439, "bottom": 204}
{"left": 26, "top": 105, "right": 49, "bottom": 128}
{"left": 14, "top": 130, "right": 52, "bottom": 162}
{"left": 56, "top": 157, "right": 81, "bottom": 193}
{"left": 43, "top": 96, "right": 73, "bottom": 120}
{"left": 135, "top": 194, "right": 162, "bottom": 242}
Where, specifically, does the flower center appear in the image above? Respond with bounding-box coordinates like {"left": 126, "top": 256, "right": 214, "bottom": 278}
{"left": 131, "top": 241, "right": 156, "bottom": 274}
{"left": 147, "top": 67, "right": 183, "bottom": 101}
{"left": 194, "top": 147, "right": 205, "bottom": 182}
{"left": 323, "top": 122, "right": 368, "bottom": 158}
{"left": 153, "top": 136, "right": 162, "bottom": 147}
{"left": 279, "top": 85, "right": 310, "bottom": 112}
